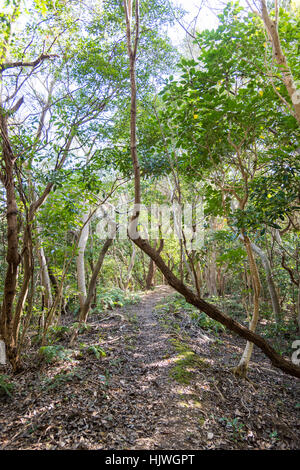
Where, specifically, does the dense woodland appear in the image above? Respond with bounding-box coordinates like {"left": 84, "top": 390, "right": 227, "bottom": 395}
{"left": 0, "top": 0, "right": 299, "bottom": 451}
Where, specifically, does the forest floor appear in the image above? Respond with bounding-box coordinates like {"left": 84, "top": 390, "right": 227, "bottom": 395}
{"left": 0, "top": 285, "right": 299, "bottom": 450}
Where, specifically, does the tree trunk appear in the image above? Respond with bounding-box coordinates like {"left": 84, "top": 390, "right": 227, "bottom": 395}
{"left": 13, "top": 223, "right": 34, "bottom": 345}
{"left": 146, "top": 239, "right": 164, "bottom": 289}
{"left": 250, "top": 240, "right": 281, "bottom": 323}
{"left": 217, "top": 266, "right": 226, "bottom": 297}
{"left": 76, "top": 210, "right": 90, "bottom": 311}
{"left": 39, "top": 245, "right": 53, "bottom": 309}
{"left": 260, "top": 0, "right": 300, "bottom": 125}
{"left": 69, "top": 238, "right": 113, "bottom": 346}
{"left": 125, "top": 242, "right": 136, "bottom": 290}
{"left": 0, "top": 114, "right": 21, "bottom": 371}
{"left": 205, "top": 218, "right": 218, "bottom": 296}
{"left": 79, "top": 238, "right": 113, "bottom": 323}
{"left": 233, "top": 235, "right": 261, "bottom": 377}
{"left": 205, "top": 251, "right": 218, "bottom": 297}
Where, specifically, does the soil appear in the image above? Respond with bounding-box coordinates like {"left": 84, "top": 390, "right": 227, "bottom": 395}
{"left": 0, "top": 285, "right": 299, "bottom": 450}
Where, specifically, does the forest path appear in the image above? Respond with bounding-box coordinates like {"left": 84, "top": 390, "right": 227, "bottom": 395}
{"left": 0, "top": 285, "right": 299, "bottom": 450}
{"left": 100, "top": 284, "right": 206, "bottom": 450}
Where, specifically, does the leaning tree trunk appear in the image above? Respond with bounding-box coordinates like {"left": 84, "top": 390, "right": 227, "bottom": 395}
{"left": 133, "top": 236, "right": 300, "bottom": 377}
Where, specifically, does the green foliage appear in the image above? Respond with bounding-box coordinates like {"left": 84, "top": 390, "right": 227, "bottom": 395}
{"left": 262, "top": 319, "right": 296, "bottom": 338}
{"left": 157, "top": 1, "right": 300, "bottom": 233}
{"left": 32, "top": 325, "right": 72, "bottom": 346}
{"left": 41, "top": 369, "right": 82, "bottom": 391}
{"left": 156, "top": 293, "right": 225, "bottom": 335}
{"left": 0, "top": 374, "right": 15, "bottom": 397}
{"left": 39, "top": 345, "right": 73, "bottom": 364}
{"left": 259, "top": 318, "right": 300, "bottom": 356}
{"left": 47, "top": 325, "right": 71, "bottom": 342}
{"left": 80, "top": 343, "right": 106, "bottom": 359}
{"left": 248, "top": 154, "right": 300, "bottom": 229}
{"left": 97, "top": 288, "right": 140, "bottom": 312}
{"left": 71, "top": 322, "right": 91, "bottom": 334}
{"left": 219, "top": 416, "right": 245, "bottom": 441}
{"left": 190, "top": 311, "right": 226, "bottom": 335}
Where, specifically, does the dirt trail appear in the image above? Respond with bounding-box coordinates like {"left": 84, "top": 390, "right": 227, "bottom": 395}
{"left": 105, "top": 285, "right": 206, "bottom": 450}
{"left": 0, "top": 285, "right": 299, "bottom": 450}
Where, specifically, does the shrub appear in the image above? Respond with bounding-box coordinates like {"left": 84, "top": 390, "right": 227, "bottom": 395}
{"left": 96, "top": 288, "right": 140, "bottom": 312}
{"left": 190, "top": 311, "right": 225, "bottom": 334}
{"left": 47, "top": 325, "right": 71, "bottom": 342}
{"left": 39, "top": 345, "right": 73, "bottom": 363}
{"left": 42, "top": 369, "right": 82, "bottom": 391}
{"left": 71, "top": 322, "right": 91, "bottom": 334}
{"left": 155, "top": 294, "right": 225, "bottom": 335}
{"left": 79, "top": 343, "right": 106, "bottom": 359}
{"left": 0, "top": 375, "right": 15, "bottom": 397}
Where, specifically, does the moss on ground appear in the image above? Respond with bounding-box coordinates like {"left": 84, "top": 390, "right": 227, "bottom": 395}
{"left": 168, "top": 338, "right": 209, "bottom": 384}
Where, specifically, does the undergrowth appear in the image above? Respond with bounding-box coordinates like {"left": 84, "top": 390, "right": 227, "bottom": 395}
{"left": 95, "top": 288, "right": 141, "bottom": 312}
{"left": 0, "top": 374, "right": 15, "bottom": 397}
{"left": 155, "top": 293, "right": 225, "bottom": 336}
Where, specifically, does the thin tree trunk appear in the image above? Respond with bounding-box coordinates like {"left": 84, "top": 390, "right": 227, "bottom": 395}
{"left": 38, "top": 245, "right": 53, "bottom": 308}
{"left": 233, "top": 235, "right": 261, "bottom": 377}
{"left": 69, "top": 238, "right": 113, "bottom": 346}
{"left": 260, "top": 0, "right": 300, "bottom": 125}
{"left": 250, "top": 240, "right": 281, "bottom": 323}
{"left": 146, "top": 239, "right": 164, "bottom": 289}
{"left": 206, "top": 218, "right": 218, "bottom": 296}
{"left": 76, "top": 210, "right": 90, "bottom": 311}
{"left": 125, "top": 242, "right": 136, "bottom": 290}
{"left": 13, "top": 223, "right": 34, "bottom": 345}
{"left": 79, "top": 238, "right": 113, "bottom": 323}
